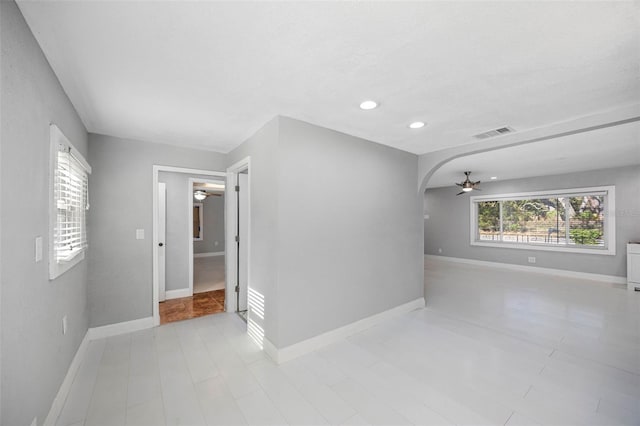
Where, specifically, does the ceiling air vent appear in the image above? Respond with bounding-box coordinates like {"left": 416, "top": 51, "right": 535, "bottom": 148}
{"left": 473, "top": 126, "right": 515, "bottom": 139}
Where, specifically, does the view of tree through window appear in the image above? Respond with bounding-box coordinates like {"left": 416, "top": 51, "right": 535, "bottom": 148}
{"left": 476, "top": 192, "right": 607, "bottom": 248}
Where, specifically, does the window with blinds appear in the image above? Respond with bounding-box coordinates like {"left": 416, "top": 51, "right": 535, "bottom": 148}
{"left": 50, "top": 124, "right": 91, "bottom": 279}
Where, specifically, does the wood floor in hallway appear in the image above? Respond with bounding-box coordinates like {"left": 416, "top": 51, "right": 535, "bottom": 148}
{"left": 159, "top": 289, "right": 226, "bottom": 324}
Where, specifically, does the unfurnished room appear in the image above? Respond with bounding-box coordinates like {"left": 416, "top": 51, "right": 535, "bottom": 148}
{"left": 1, "top": 1, "right": 639, "bottom": 426}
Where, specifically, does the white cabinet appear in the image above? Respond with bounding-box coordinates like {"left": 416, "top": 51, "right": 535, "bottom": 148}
{"left": 628, "top": 243, "right": 640, "bottom": 291}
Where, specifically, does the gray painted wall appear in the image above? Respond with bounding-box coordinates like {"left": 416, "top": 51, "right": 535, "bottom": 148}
{"left": 1, "top": 2, "right": 89, "bottom": 424}
{"left": 276, "top": 117, "right": 423, "bottom": 347}
{"left": 194, "top": 194, "right": 225, "bottom": 254}
{"left": 424, "top": 165, "right": 640, "bottom": 277}
{"left": 159, "top": 172, "right": 225, "bottom": 292}
{"left": 227, "top": 118, "right": 281, "bottom": 346}
{"left": 227, "top": 117, "right": 423, "bottom": 349}
{"left": 87, "top": 134, "right": 226, "bottom": 326}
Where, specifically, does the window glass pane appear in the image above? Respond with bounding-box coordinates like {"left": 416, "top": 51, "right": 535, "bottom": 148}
{"left": 496, "top": 198, "right": 569, "bottom": 245}
{"left": 501, "top": 201, "right": 521, "bottom": 242}
{"left": 547, "top": 198, "right": 567, "bottom": 244}
{"left": 477, "top": 201, "right": 500, "bottom": 241}
{"left": 568, "top": 196, "right": 605, "bottom": 246}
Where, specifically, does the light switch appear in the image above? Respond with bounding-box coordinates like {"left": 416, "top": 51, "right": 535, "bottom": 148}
{"left": 35, "top": 236, "right": 43, "bottom": 262}
{"left": 136, "top": 229, "right": 145, "bottom": 240}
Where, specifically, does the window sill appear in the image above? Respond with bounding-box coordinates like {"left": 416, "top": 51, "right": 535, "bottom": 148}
{"left": 470, "top": 241, "right": 615, "bottom": 256}
{"left": 49, "top": 251, "right": 85, "bottom": 280}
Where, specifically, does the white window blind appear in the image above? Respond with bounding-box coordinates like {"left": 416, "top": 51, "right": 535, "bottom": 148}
{"left": 50, "top": 124, "right": 91, "bottom": 279}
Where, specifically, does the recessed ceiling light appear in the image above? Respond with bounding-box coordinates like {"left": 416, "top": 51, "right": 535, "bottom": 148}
{"left": 490, "top": 176, "right": 497, "bottom": 180}
{"left": 359, "top": 100, "right": 378, "bottom": 110}
{"left": 409, "top": 121, "right": 425, "bottom": 129}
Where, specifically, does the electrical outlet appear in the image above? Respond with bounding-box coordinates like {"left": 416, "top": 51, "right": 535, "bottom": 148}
{"left": 214, "top": 241, "right": 219, "bottom": 246}
{"left": 438, "top": 248, "right": 443, "bottom": 254}
{"left": 136, "top": 229, "right": 145, "bottom": 240}
{"left": 528, "top": 257, "right": 536, "bottom": 264}
{"left": 62, "top": 315, "right": 67, "bottom": 335}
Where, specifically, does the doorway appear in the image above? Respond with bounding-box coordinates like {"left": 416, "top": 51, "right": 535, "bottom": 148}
{"left": 236, "top": 171, "right": 249, "bottom": 320}
{"left": 189, "top": 178, "right": 226, "bottom": 296}
{"left": 152, "top": 166, "right": 226, "bottom": 326}
{"left": 226, "top": 157, "right": 250, "bottom": 321}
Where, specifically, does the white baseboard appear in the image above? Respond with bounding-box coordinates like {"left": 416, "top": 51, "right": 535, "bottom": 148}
{"left": 46, "top": 316, "right": 156, "bottom": 424}
{"left": 425, "top": 255, "right": 627, "bottom": 284}
{"left": 44, "top": 332, "right": 90, "bottom": 426}
{"left": 165, "top": 288, "right": 191, "bottom": 300}
{"left": 194, "top": 251, "right": 224, "bottom": 258}
{"left": 262, "top": 338, "right": 279, "bottom": 363}
{"left": 265, "top": 297, "right": 425, "bottom": 364}
{"left": 87, "top": 317, "right": 155, "bottom": 340}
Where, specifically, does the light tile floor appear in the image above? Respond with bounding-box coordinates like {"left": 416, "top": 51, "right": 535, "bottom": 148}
{"left": 56, "top": 258, "right": 640, "bottom": 425}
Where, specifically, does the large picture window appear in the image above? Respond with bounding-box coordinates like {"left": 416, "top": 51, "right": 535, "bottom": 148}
{"left": 470, "top": 186, "right": 615, "bottom": 255}
{"left": 49, "top": 124, "right": 92, "bottom": 279}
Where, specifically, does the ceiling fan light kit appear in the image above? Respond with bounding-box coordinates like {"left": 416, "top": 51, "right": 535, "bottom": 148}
{"left": 455, "top": 171, "right": 481, "bottom": 196}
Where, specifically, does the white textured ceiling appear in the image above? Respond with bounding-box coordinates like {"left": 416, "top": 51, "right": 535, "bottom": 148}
{"left": 426, "top": 120, "right": 640, "bottom": 188}
{"left": 16, "top": 1, "right": 640, "bottom": 154}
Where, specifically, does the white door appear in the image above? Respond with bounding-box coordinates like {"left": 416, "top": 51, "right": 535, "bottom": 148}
{"left": 158, "top": 182, "right": 167, "bottom": 302}
{"left": 238, "top": 172, "right": 249, "bottom": 312}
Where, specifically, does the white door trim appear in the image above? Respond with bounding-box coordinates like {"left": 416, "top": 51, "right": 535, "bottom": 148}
{"left": 158, "top": 182, "right": 167, "bottom": 302}
{"left": 152, "top": 165, "right": 226, "bottom": 326}
{"left": 188, "top": 177, "right": 225, "bottom": 298}
{"left": 225, "top": 157, "right": 251, "bottom": 313}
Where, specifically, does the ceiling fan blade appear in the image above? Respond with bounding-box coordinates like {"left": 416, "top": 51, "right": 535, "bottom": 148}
{"left": 456, "top": 191, "right": 465, "bottom": 196}
{"left": 474, "top": 180, "right": 481, "bottom": 185}
{"left": 473, "top": 188, "right": 481, "bottom": 191}
{"left": 456, "top": 183, "right": 464, "bottom": 187}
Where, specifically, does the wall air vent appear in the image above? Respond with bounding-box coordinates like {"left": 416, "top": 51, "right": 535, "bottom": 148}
{"left": 473, "top": 126, "right": 516, "bottom": 139}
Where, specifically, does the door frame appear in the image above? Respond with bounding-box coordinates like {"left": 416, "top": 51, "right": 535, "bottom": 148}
{"left": 225, "top": 157, "right": 251, "bottom": 313}
{"left": 158, "top": 182, "right": 167, "bottom": 302}
{"left": 152, "top": 165, "right": 226, "bottom": 326}
{"left": 187, "top": 177, "right": 225, "bottom": 298}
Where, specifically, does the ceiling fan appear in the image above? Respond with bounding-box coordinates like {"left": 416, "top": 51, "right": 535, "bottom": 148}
{"left": 193, "top": 190, "right": 222, "bottom": 201}
{"left": 456, "top": 171, "right": 481, "bottom": 195}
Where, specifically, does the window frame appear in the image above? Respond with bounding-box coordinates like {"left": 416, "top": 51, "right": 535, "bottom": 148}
{"left": 469, "top": 186, "right": 616, "bottom": 256}
{"left": 49, "top": 124, "right": 92, "bottom": 280}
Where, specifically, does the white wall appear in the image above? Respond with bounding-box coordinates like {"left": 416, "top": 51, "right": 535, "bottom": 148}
{"left": 424, "top": 165, "right": 640, "bottom": 277}
{"left": 87, "top": 134, "right": 227, "bottom": 326}
{"left": 1, "top": 2, "right": 89, "bottom": 424}
{"left": 194, "top": 194, "right": 225, "bottom": 254}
